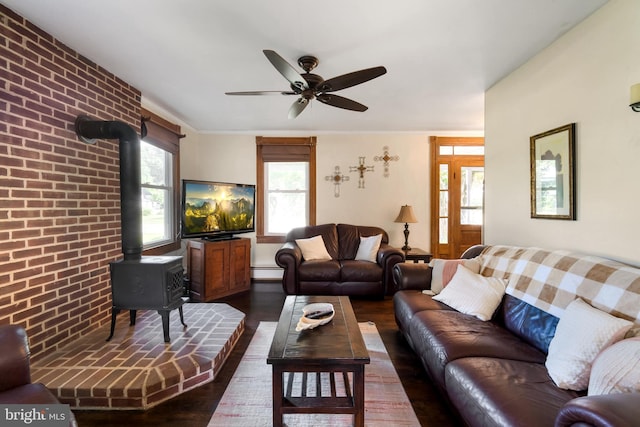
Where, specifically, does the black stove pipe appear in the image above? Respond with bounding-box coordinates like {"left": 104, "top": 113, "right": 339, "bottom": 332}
{"left": 74, "top": 115, "right": 142, "bottom": 261}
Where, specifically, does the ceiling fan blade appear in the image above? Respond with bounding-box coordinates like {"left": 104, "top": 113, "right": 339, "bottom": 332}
{"left": 225, "top": 90, "right": 297, "bottom": 95}
{"left": 316, "top": 94, "right": 368, "bottom": 112}
{"left": 318, "top": 66, "right": 387, "bottom": 92}
{"left": 288, "top": 98, "right": 309, "bottom": 119}
{"left": 263, "top": 49, "right": 309, "bottom": 91}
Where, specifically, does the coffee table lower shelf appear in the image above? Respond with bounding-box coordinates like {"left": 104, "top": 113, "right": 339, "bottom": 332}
{"left": 272, "top": 366, "right": 365, "bottom": 424}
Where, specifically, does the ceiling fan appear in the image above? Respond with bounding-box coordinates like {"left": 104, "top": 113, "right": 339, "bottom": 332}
{"left": 225, "top": 50, "right": 387, "bottom": 119}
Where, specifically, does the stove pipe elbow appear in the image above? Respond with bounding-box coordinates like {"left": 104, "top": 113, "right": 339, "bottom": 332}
{"left": 75, "top": 115, "right": 142, "bottom": 261}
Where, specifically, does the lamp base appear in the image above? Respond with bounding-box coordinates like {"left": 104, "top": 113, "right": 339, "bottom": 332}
{"left": 402, "top": 223, "right": 411, "bottom": 252}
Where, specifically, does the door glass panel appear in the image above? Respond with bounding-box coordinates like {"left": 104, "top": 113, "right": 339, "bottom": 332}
{"left": 439, "top": 163, "right": 449, "bottom": 234}
{"left": 453, "top": 146, "right": 485, "bottom": 155}
{"left": 439, "top": 146, "right": 453, "bottom": 155}
{"left": 460, "top": 166, "right": 484, "bottom": 225}
{"left": 439, "top": 191, "right": 448, "bottom": 216}
{"left": 439, "top": 218, "right": 448, "bottom": 244}
{"left": 439, "top": 164, "right": 448, "bottom": 190}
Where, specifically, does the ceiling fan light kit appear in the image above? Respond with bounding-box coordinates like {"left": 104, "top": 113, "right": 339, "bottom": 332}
{"left": 226, "top": 49, "right": 387, "bottom": 118}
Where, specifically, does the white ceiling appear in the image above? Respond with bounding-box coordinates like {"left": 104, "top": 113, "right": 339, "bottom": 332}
{"left": 3, "top": 0, "right": 608, "bottom": 133}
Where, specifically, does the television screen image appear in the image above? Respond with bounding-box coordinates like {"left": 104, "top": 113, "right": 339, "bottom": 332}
{"left": 181, "top": 180, "right": 255, "bottom": 239}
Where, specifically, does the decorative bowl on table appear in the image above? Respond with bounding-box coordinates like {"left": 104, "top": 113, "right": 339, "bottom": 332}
{"left": 295, "top": 303, "right": 335, "bottom": 331}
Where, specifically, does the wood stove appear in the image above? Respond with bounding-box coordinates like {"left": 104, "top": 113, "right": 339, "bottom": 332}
{"left": 109, "top": 256, "right": 185, "bottom": 342}
{"left": 75, "top": 115, "right": 187, "bottom": 343}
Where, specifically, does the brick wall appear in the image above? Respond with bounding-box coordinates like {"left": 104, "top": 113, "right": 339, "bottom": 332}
{"left": 0, "top": 5, "right": 141, "bottom": 359}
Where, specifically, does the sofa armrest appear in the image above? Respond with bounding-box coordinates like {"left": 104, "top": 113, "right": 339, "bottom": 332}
{"left": 555, "top": 393, "right": 640, "bottom": 427}
{"left": 275, "top": 242, "right": 303, "bottom": 294}
{"left": 377, "top": 243, "right": 405, "bottom": 294}
{"left": 392, "top": 263, "right": 433, "bottom": 291}
{"left": 0, "top": 325, "right": 32, "bottom": 392}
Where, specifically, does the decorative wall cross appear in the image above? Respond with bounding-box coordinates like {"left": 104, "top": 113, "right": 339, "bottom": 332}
{"left": 374, "top": 145, "right": 399, "bottom": 177}
{"left": 325, "top": 166, "right": 350, "bottom": 197}
{"left": 349, "top": 157, "right": 374, "bottom": 189}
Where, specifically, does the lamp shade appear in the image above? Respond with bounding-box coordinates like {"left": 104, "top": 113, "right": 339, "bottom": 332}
{"left": 394, "top": 205, "right": 418, "bottom": 223}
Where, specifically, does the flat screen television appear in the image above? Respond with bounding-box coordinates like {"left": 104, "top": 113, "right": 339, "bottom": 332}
{"left": 180, "top": 179, "right": 255, "bottom": 240}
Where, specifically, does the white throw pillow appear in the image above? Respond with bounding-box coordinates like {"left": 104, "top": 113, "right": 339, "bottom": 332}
{"left": 354, "top": 234, "right": 382, "bottom": 263}
{"left": 429, "top": 258, "right": 481, "bottom": 294}
{"left": 545, "top": 298, "right": 633, "bottom": 391}
{"left": 432, "top": 264, "right": 507, "bottom": 321}
{"left": 588, "top": 337, "right": 640, "bottom": 396}
{"left": 295, "top": 235, "right": 332, "bottom": 261}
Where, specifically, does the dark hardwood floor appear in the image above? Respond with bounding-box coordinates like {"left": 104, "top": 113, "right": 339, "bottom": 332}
{"left": 74, "top": 282, "right": 462, "bottom": 426}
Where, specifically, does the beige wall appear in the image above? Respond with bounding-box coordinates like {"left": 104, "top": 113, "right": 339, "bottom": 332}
{"left": 179, "top": 132, "right": 434, "bottom": 277}
{"left": 485, "top": 0, "right": 640, "bottom": 265}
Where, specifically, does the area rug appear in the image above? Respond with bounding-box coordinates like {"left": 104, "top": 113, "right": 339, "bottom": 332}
{"left": 208, "top": 321, "right": 420, "bottom": 427}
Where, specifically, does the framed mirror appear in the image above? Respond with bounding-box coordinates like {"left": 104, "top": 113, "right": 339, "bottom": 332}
{"left": 530, "top": 123, "right": 576, "bottom": 220}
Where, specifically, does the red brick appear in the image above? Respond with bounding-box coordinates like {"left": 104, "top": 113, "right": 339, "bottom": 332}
{"left": 0, "top": 111, "right": 24, "bottom": 127}
{"left": 0, "top": 156, "right": 24, "bottom": 168}
{"left": 9, "top": 83, "right": 41, "bottom": 103}
{"left": 12, "top": 228, "right": 41, "bottom": 239}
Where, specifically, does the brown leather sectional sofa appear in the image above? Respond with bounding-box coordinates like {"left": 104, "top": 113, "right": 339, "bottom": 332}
{"left": 275, "top": 223, "right": 404, "bottom": 297}
{"left": 0, "top": 324, "right": 77, "bottom": 426}
{"left": 393, "top": 245, "right": 640, "bottom": 427}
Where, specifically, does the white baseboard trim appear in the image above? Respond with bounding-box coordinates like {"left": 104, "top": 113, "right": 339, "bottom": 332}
{"left": 251, "top": 266, "right": 283, "bottom": 280}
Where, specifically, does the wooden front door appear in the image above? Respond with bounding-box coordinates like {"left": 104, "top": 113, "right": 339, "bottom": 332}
{"left": 430, "top": 137, "right": 484, "bottom": 259}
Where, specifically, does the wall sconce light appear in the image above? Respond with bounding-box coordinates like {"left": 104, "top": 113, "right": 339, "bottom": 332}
{"left": 394, "top": 205, "right": 418, "bottom": 251}
{"left": 630, "top": 83, "right": 640, "bottom": 112}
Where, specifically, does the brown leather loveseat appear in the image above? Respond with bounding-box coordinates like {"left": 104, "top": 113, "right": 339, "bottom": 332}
{"left": 393, "top": 245, "right": 640, "bottom": 427}
{"left": 275, "top": 223, "right": 404, "bottom": 297}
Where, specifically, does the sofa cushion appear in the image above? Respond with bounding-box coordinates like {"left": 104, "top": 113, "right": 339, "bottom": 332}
{"left": 295, "top": 235, "right": 332, "bottom": 261}
{"left": 445, "top": 357, "right": 581, "bottom": 427}
{"left": 340, "top": 259, "right": 382, "bottom": 282}
{"left": 354, "top": 234, "right": 382, "bottom": 262}
{"left": 546, "top": 298, "right": 633, "bottom": 391}
{"left": 409, "top": 309, "right": 546, "bottom": 388}
{"left": 429, "top": 258, "right": 481, "bottom": 293}
{"left": 499, "top": 294, "right": 559, "bottom": 354}
{"left": 588, "top": 337, "right": 640, "bottom": 396}
{"left": 393, "top": 291, "right": 454, "bottom": 331}
{"left": 337, "top": 224, "right": 388, "bottom": 260}
{"left": 432, "top": 265, "right": 507, "bottom": 321}
{"left": 298, "top": 260, "right": 341, "bottom": 281}
{"left": 287, "top": 223, "right": 339, "bottom": 259}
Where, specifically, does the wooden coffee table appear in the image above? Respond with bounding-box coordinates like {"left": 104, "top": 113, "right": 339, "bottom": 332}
{"left": 267, "top": 295, "right": 370, "bottom": 427}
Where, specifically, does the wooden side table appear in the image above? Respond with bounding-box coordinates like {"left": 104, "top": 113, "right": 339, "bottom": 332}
{"left": 402, "top": 247, "right": 432, "bottom": 263}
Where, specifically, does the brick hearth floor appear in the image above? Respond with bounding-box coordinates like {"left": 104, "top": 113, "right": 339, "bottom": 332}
{"left": 30, "top": 303, "right": 245, "bottom": 410}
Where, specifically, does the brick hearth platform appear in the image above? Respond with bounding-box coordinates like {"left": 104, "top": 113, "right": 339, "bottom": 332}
{"left": 30, "top": 303, "right": 245, "bottom": 410}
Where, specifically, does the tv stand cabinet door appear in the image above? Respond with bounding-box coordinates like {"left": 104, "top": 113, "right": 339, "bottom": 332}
{"left": 187, "top": 240, "right": 206, "bottom": 302}
{"left": 229, "top": 238, "right": 251, "bottom": 294}
{"left": 204, "top": 241, "right": 230, "bottom": 298}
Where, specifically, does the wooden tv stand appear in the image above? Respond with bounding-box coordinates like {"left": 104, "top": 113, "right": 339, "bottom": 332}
{"left": 186, "top": 237, "right": 251, "bottom": 302}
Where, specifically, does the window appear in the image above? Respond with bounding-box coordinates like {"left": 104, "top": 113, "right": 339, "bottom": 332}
{"left": 140, "top": 108, "right": 182, "bottom": 254}
{"left": 141, "top": 141, "right": 174, "bottom": 246}
{"left": 256, "top": 137, "right": 316, "bottom": 243}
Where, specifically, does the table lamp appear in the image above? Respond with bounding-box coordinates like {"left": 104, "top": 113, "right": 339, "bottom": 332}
{"left": 394, "top": 205, "right": 418, "bottom": 251}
